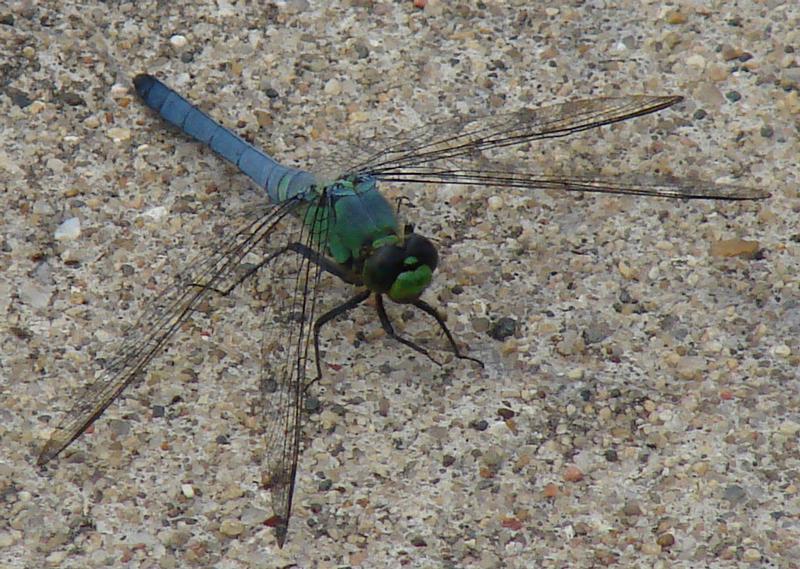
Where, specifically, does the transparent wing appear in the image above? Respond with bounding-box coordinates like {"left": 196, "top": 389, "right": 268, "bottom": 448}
{"left": 371, "top": 169, "right": 767, "bottom": 200}
{"left": 256, "top": 193, "right": 329, "bottom": 547}
{"left": 337, "top": 95, "right": 767, "bottom": 201}
{"left": 37, "top": 197, "right": 303, "bottom": 466}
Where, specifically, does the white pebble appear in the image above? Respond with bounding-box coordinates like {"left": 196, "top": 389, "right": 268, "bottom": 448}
{"left": 772, "top": 344, "right": 791, "bottom": 357}
{"left": 110, "top": 83, "right": 128, "bottom": 98}
{"left": 170, "top": 34, "right": 188, "bottom": 49}
{"left": 143, "top": 206, "right": 167, "bottom": 221}
{"left": 107, "top": 127, "right": 132, "bottom": 142}
{"left": 181, "top": 483, "right": 194, "bottom": 498}
{"left": 54, "top": 217, "right": 81, "bottom": 241}
{"left": 488, "top": 196, "right": 504, "bottom": 210}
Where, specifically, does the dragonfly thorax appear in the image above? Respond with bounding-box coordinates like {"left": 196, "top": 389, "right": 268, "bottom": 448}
{"left": 362, "top": 233, "right": 438, "bottom": 303}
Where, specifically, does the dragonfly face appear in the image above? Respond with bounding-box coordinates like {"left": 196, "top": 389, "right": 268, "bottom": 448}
{"left": 362, "top": 232, "right": 438, "bottom": 303}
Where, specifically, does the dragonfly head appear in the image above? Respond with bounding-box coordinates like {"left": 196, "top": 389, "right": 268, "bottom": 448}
{"left": 362, "top": 233, "right": 438, "bottom": 303}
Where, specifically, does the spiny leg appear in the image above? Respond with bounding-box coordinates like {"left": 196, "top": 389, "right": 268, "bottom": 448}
{"left": 411, "top": 299, "right": 484, "bottom": 368}
{"left": 375, "top": 294, "right": 442, "bottom": 366}
{"left": 306, "top": 289, "right": 372, "bottom": 391}
{"left": 192, "top": 242, "right": 357, "bottom": 297}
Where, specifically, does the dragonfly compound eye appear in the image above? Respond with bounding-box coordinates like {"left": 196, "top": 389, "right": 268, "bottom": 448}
{"left": 362, "top": 234, "right": 438, "bottom": 303}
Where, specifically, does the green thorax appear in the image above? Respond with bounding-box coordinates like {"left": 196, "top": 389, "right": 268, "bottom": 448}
{"left": 300, "top": 175, "right": 399, "bottom": 266}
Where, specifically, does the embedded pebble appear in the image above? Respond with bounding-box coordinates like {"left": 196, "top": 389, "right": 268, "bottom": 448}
{"left": 219, "top": 519, "right": 245, "bottom": 537}
{"left": 54, "top": 217, "right": 81, "bottom": 240}
{"left": 170, "top": 34, "right": 188, "bottom": 48}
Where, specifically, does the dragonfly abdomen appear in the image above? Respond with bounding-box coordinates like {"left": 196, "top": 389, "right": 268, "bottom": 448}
{"left": 133, "top": 74, "right": 317, "bottom": 204}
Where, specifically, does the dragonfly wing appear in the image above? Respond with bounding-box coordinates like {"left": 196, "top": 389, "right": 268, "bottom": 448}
{"left": 344, "top": 96, "right": 683, "bottom": 176}
{"left": 371, "top": 168, "right": 770, "bottom": 200}
{"left": 257, "top": 191, "right": 330, "bottom": 547}
{"left": 37, "top": 198, "right": 303, "bottom": 466}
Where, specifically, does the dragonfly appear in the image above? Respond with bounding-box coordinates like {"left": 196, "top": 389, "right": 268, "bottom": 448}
{"left": 37, "top": 73, "right": 768, "bottom": 546}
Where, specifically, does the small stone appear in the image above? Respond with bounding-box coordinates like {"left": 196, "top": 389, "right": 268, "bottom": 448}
{"left": 323, "top": 78, "right": 341, "bottom": 96}
{"left": 470, "top": 419, "right": 488, "bottom": 431}
{"left": 54, "top": 217, "right": 81, "bottom": 240}
{"left": 723, "top": 484, "right": 746, "bottom": 505}
{"left": 725, "top": 90, "right": 742, "bottom": 103}
{"left": 582, "top": 320, "right": 612, "bottom": 344}
{"left": 488, "top": 317, "right": 516, "bottom": 341}
{"left": 665, "top": 10, "right": 687, "bottom": 24}
{"left": 563, "top": 465, "right": 583, "bottom": 482}
{"left": 618, "top": 260, "right": 637, "bottom": 280}
{"left": 721, "top": 44, "right": 744, "bottom": 61}
{"left": 656, "top": 533, "right": 675, "bottom": 548}
{"left": 675, "top": 355, "right": 705, "bottom": 380}
{"left": 772, "top": 344, "right": 791, "bottom": 357}
{"left": 543, "top": 483, "right": 559, "bottom": 498}
{"left": 622, "top": 501, "right": 642, "bottom": 516}
{"left": 0, "top": 531, "right": 14, "bottom": 547}
{"left": 143, "top": 206, "right": 167, "bottom": 221}
{"left": 219, "top": 519, "right": 245, "bottom": 537}
{"left": 686, "top": 54, "right": 706, "bottom": 69}
{"left": 107, "top": 127, "right": 132, "bottom": 142}
{"left": 169, "top": 34, "right": 188, "bottom": 48}
{"left": 641, "top": 542, "right": 661, "bottom": 555}
{"left": 709, "top": 239, "right": 760, "bottom": 259}
{"left": 742, "top": 548, "right": 761, "bottom": 563}
{"left": 497, "top": 408, "right": 515, "bottom": 420}
{"left": 181, "top": 484, "right": 194, "bottom": 498}
{"left": 778, "top": 420, "right": 800, "bottom": 435}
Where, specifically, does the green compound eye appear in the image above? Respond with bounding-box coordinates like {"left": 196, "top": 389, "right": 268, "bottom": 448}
{"left": 388, "top": 264, "right": 433, "bottom": 303}
{"left": 362, "top": 234, "right": 438, "bottom": 303}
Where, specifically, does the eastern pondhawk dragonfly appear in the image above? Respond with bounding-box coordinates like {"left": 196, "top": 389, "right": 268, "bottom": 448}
{"left": 37, "top": 73, "right": 768, "bottom": 546}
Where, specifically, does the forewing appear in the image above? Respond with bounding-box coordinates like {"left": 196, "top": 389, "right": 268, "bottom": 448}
{"left": 256, "top": 192, "right": 329, "bottom": 547}
{"left": 344, "top": 96, "right": 683, "bottom": 176}
{"left": 371, "top": 168, "right": 769, "bottom": 200}
{"left": 37, "top": 198, "right": 302, "bottom": 466}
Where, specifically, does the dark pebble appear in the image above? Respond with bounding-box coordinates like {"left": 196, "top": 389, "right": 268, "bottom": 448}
{"left": 215, "top": 434, "right": 229, "bottom": 445}
{"left": 725, "top": 90, "right": 742, "bottom": 102}
{"left": 693, "top": 109, "right": 707, "bottom": 120}
{"left": 760, "top": 125, "right": 774, "bottom": 138}
{"left": 724, "top": 484, "right": 747, "bottom": 505}
{"left": 305, "top": 396, "right": 321, "bottom": 413}
{"left": 497, "top": 408, "right": 515, "bottom": 420}
{"left": 469, "top": 419, "right": 488, "bottom": 431}
{"left": 354, "top": 43, "right": 369, "bottom": 59}
{"left": 318, "top": 479, "right": 332, "bottom": 491}
{"left": 151, "top": 405, "right": 165, "bottom": 418}
{"left": 6, "top": 87, "right": 31, "bottom": 108}
{"left": 264, "top": 87, "right": 279, "bottom": 99}
{"left": 583, "top": 321, "right": 611, "bottom": 344}
{"left": 0, "top": 13, "right": 13, "bottom": 25}
{"left": 62, "top": 92, "right": 85, "bottom": 106}
{"left": 488, "top": 316, "right": 517, "bottom": 341}
{"left": 580, "top": 389, "right": 593, "bottom": 402}
{"left": 604, "top": 449, "right": 618, "bottom": 462}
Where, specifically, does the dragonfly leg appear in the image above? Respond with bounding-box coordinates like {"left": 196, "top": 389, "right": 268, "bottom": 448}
{"left": 375, "top": 295, "right": 443, "bottom": 366}
{"left": 411, "top": 299, "right": 484, "bottom": 368}
{"left": 191, "top": 243, "right": 358, "bottom": 297}
{"left": 306, "top": 289, "right": 372, "bottom": 392}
